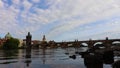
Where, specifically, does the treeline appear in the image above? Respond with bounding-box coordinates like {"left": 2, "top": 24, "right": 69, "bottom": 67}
{"left": 2, "top": 38, "right": 20, "bottom": 49}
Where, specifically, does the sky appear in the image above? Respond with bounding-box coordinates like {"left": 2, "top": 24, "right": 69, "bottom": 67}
{"left": 0, "top": 0, "right": 120, "bottom": 42}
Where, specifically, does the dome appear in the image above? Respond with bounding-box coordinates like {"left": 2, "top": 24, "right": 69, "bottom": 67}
{"left": 5, "top": 32, "right": 12, "bottom": 39}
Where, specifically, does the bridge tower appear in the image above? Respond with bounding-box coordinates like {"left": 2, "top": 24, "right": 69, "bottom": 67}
{"left": 26, "top": 32, "right": 32, "bottom": 48}
{"left": 42, "top": 35, "right": 46, "bottom": 41}
{"left": 41, "top": 35, "right": 48, "bottom": 48}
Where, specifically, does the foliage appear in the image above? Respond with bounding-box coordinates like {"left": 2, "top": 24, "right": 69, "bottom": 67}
{"left": 3, "top": 38, "right": 20, "bottom": 49}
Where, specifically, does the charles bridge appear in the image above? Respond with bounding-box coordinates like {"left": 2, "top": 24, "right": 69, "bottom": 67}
{"left": 25, "top": 32, "right": 120, "bottom": 49}
{"left": 25, "top": 32, "right": 120, "bottom": 68}
{"left": 56, "top": 37, "right": 120, "bottom": 48}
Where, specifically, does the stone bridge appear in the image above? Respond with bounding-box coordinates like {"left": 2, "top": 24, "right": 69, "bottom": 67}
{"left": 56, "top": 37, "right": 120, "bottom": 48}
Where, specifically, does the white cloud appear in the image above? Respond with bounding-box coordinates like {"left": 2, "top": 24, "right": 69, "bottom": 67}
{"left": 12, "top": 0, "right": 20, "bottom": 5}
{"left": 31, "top": 0, "right": 40, "bottom": 3}
{"left": 22, "top": 0, "right": 32, "bottom": 11}
{"left": 0, "top": 0, "right": 120, "bottom": 40}
{"left": 45, "top": 0, "right": 120, "bottom": 40}
{"left": 0, "top": 0, "right": 4, "bottom": 8}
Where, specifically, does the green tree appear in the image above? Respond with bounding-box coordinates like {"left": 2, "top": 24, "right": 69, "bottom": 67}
{"left": 3, "top": 38, "right": 20, "bottom": 49}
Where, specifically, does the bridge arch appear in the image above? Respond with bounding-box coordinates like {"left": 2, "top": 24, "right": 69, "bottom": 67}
{"left": 80, "top": 43, "right": 88, "bottom": 47}
{"left": 68, "top": 43, "right": 73, "bottom": 47}
{"left": 93, "top": 42, "right": 105, "bottom": 49}
{"left": 111, "top": 41, "right": 120, "bottom": 49}
{"left": 94, "top": 42, "right": 104, "bottom": 46}
{"left": 112, "top": 41, "right": 120, "bottom": 45}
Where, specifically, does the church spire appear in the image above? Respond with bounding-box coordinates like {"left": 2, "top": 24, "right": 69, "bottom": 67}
{"left": 42, "top": 35, "right": 46, "bottom": 41}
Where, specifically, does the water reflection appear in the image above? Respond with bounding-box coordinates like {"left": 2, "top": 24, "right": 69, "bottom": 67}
{"left": 0, "top": 50, "right": 18, "bottom": 64}
{"left": 0, "top": 47, "right": 117, "bottom": 68}
{"left": 3, "top": 50, "right": 18, "bottom": 57}
{"left": 42, "top": 48, "right": 46, "bottom": 64}
{"left": 25, "top": 48, "right": 32, "bottom": 67}
{"left": 0, "top": 61, "right": 17, "bottom": 64}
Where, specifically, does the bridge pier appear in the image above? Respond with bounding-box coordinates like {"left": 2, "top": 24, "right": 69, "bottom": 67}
{"left": 104, "top": 37, "right": 112, "bottom": 48}
{"left": 88, "top": 39, "right": 94, "bottom": 48}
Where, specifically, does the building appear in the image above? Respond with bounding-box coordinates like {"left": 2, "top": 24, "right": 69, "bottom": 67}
{"left": 0, "top": 39, "right": 6, "bottom": 47}
{"left": 0, "top": 32, "right": 12, "bottom": 47}
{"left": 40, "top": 35, "right": 48, "bottom": 48}
{"left": 42, "top": 35, "right": 46, "bottom": 42}
{"left": 0, "top": 32, "right": 24, "bottom": 48}
{"left": 5, "top": 32, "right": 12, "bottom": 40}
{"left": 32, "top": 40, "right": 41, "bottom": 45}
{"left": 18, "top": 39, "right": 23, "bottom": 48}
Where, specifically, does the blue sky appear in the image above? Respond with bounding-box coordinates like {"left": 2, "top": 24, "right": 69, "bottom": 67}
{"left": 0, "top": 0, "right": 120, "bottom": 42}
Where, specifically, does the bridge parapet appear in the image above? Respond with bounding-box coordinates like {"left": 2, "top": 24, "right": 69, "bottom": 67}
{"left": 55, "top": 38, "right": 120, "bottom": 48}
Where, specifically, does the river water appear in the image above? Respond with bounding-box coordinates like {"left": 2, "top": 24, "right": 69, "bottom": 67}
{"left": 0, "top": 47, "right": 117, "bottom": 68}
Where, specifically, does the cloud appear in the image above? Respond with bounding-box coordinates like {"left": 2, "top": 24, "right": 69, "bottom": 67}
{"left": 30, "top": 0, "right": 40, "bottom": 3}
{"left": 12, "top": 0, "right": 20, "bottom": 5}
{"left": 0, "top": 0, "right": 4, "bottom": 8}
{"left": 0, "top": 0, "right": 120, "bottom": 41}
{"left": 45, "top": 0, "right": 120, "bottom": 41}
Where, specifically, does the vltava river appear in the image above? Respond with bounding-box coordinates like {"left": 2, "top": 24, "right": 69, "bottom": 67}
{"left": 0, "top": 47, "right": 114, "bottom": 68}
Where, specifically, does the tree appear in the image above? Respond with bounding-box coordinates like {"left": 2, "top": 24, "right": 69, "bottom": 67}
{"left": 3, "top": 38, "right": 20, "bottom": 49}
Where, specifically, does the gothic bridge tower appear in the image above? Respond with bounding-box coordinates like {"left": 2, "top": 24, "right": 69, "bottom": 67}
{"left": 26, "top": 32, "right": 32, "bottom": 47}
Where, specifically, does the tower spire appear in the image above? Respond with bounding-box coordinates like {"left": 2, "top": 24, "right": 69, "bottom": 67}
{"left": 26, "top": 32, "right": 32, "bottom": 47}
{"left": 42, "top": 35, "right": 46, "bottom": 41}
